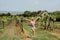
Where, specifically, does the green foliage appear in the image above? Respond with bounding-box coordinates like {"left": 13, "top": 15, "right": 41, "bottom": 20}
{"left": 0, "top": 16, "right": 13, "bottom": 29}
{"left": 23, "top": 10, "right": 41, "bottom": 17}
{"left": 23, "top": 22, "right": 60, "bottom": 40}
{"left": 0, "top": 12, "right": 11, "bottom": 16}
{"left": 23, "top": 11, "right": 31, "bottom": 17}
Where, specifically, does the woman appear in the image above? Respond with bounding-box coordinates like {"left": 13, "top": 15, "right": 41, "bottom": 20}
{"left": 30, "top": 17, "right": 35, "bottom": 37}
{"left": 24, "top": 17, "right": 40, "bottom": 37}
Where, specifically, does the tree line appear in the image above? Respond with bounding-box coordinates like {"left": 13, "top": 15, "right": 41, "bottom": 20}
{"left": 0, "top": 10, "right": 60, "bottom": 21}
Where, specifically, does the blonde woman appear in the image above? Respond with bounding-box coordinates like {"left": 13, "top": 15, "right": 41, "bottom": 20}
{"left": 24, "top": 17, "right": 40, "bottom": 37}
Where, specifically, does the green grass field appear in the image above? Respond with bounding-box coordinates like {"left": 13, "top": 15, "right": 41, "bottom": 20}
{"left": 0, "top": 18, "right": 60, "bottom": 40}
{"left": 0, "top": 35, "right": 22, "bottom": 40}
{"left": 23, "top": 22, "right": 60, "bottom": 40}
{"left": 0, "top": 26, "right": 60, "bottom": 40}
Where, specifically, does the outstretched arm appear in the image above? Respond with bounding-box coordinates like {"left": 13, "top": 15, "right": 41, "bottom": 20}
{"left": 23, "top": 18, "right": 31, "bottom": 22}
{"left": 35, "top": 17, "right": 40, "bottom": 22}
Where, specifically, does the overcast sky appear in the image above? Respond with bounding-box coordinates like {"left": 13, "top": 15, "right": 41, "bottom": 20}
{"left": 0, "top": 0, "right": 60, "bottom": 12}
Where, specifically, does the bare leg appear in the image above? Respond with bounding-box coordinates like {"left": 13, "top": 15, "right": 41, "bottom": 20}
{"left": 32, "top": 29, "right": 35, "bottom": 37}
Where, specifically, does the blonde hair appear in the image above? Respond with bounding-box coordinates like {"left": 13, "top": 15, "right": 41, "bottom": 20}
{"left": 31, "top": 17, "right": 34, "bottom": 19}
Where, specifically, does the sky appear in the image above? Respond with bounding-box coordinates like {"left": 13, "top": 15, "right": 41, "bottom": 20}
{"left": 0, "top": 0, "right": 60, "bottom": 12}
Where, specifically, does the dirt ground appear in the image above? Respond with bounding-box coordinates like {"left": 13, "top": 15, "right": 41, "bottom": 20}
{"left": 0, "top": 18, "right": 31, "bottom": 40}
{"left": 0, "top": 18, "right": 60, "bottom": 40}
{"left": 47, "top": 29, "right": 60, "bottom": 38}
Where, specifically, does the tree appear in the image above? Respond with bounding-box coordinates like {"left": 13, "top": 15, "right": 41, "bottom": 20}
{"left": 37, "top": 10, "right": 41, "bottom": 14}
{"left": 23, "top": 11, "right": 31, "bottom": 17}
{"left": 30, "top": 11, "right": 37, "bottom": 17}
{"left": 7, "top": 12, "right": 11, "bottom": 16}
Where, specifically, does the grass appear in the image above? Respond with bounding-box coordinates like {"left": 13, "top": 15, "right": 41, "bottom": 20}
{"left": 0, "top": 34, "right": 22, "bottom": 40}
{"left": 55, "top": 22, "right": 60, "bottom": 29}
{"left": 0, "top": 29, "right": 4, "bottom": 32}
{"left": 23, "top": 22, "right": 60, "bottom": 40}
{"left": 0, "top": 21, "right": 60, "bottom": 40}
{"left": 33, "top": 29, "right": 60, "bottom": 40}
